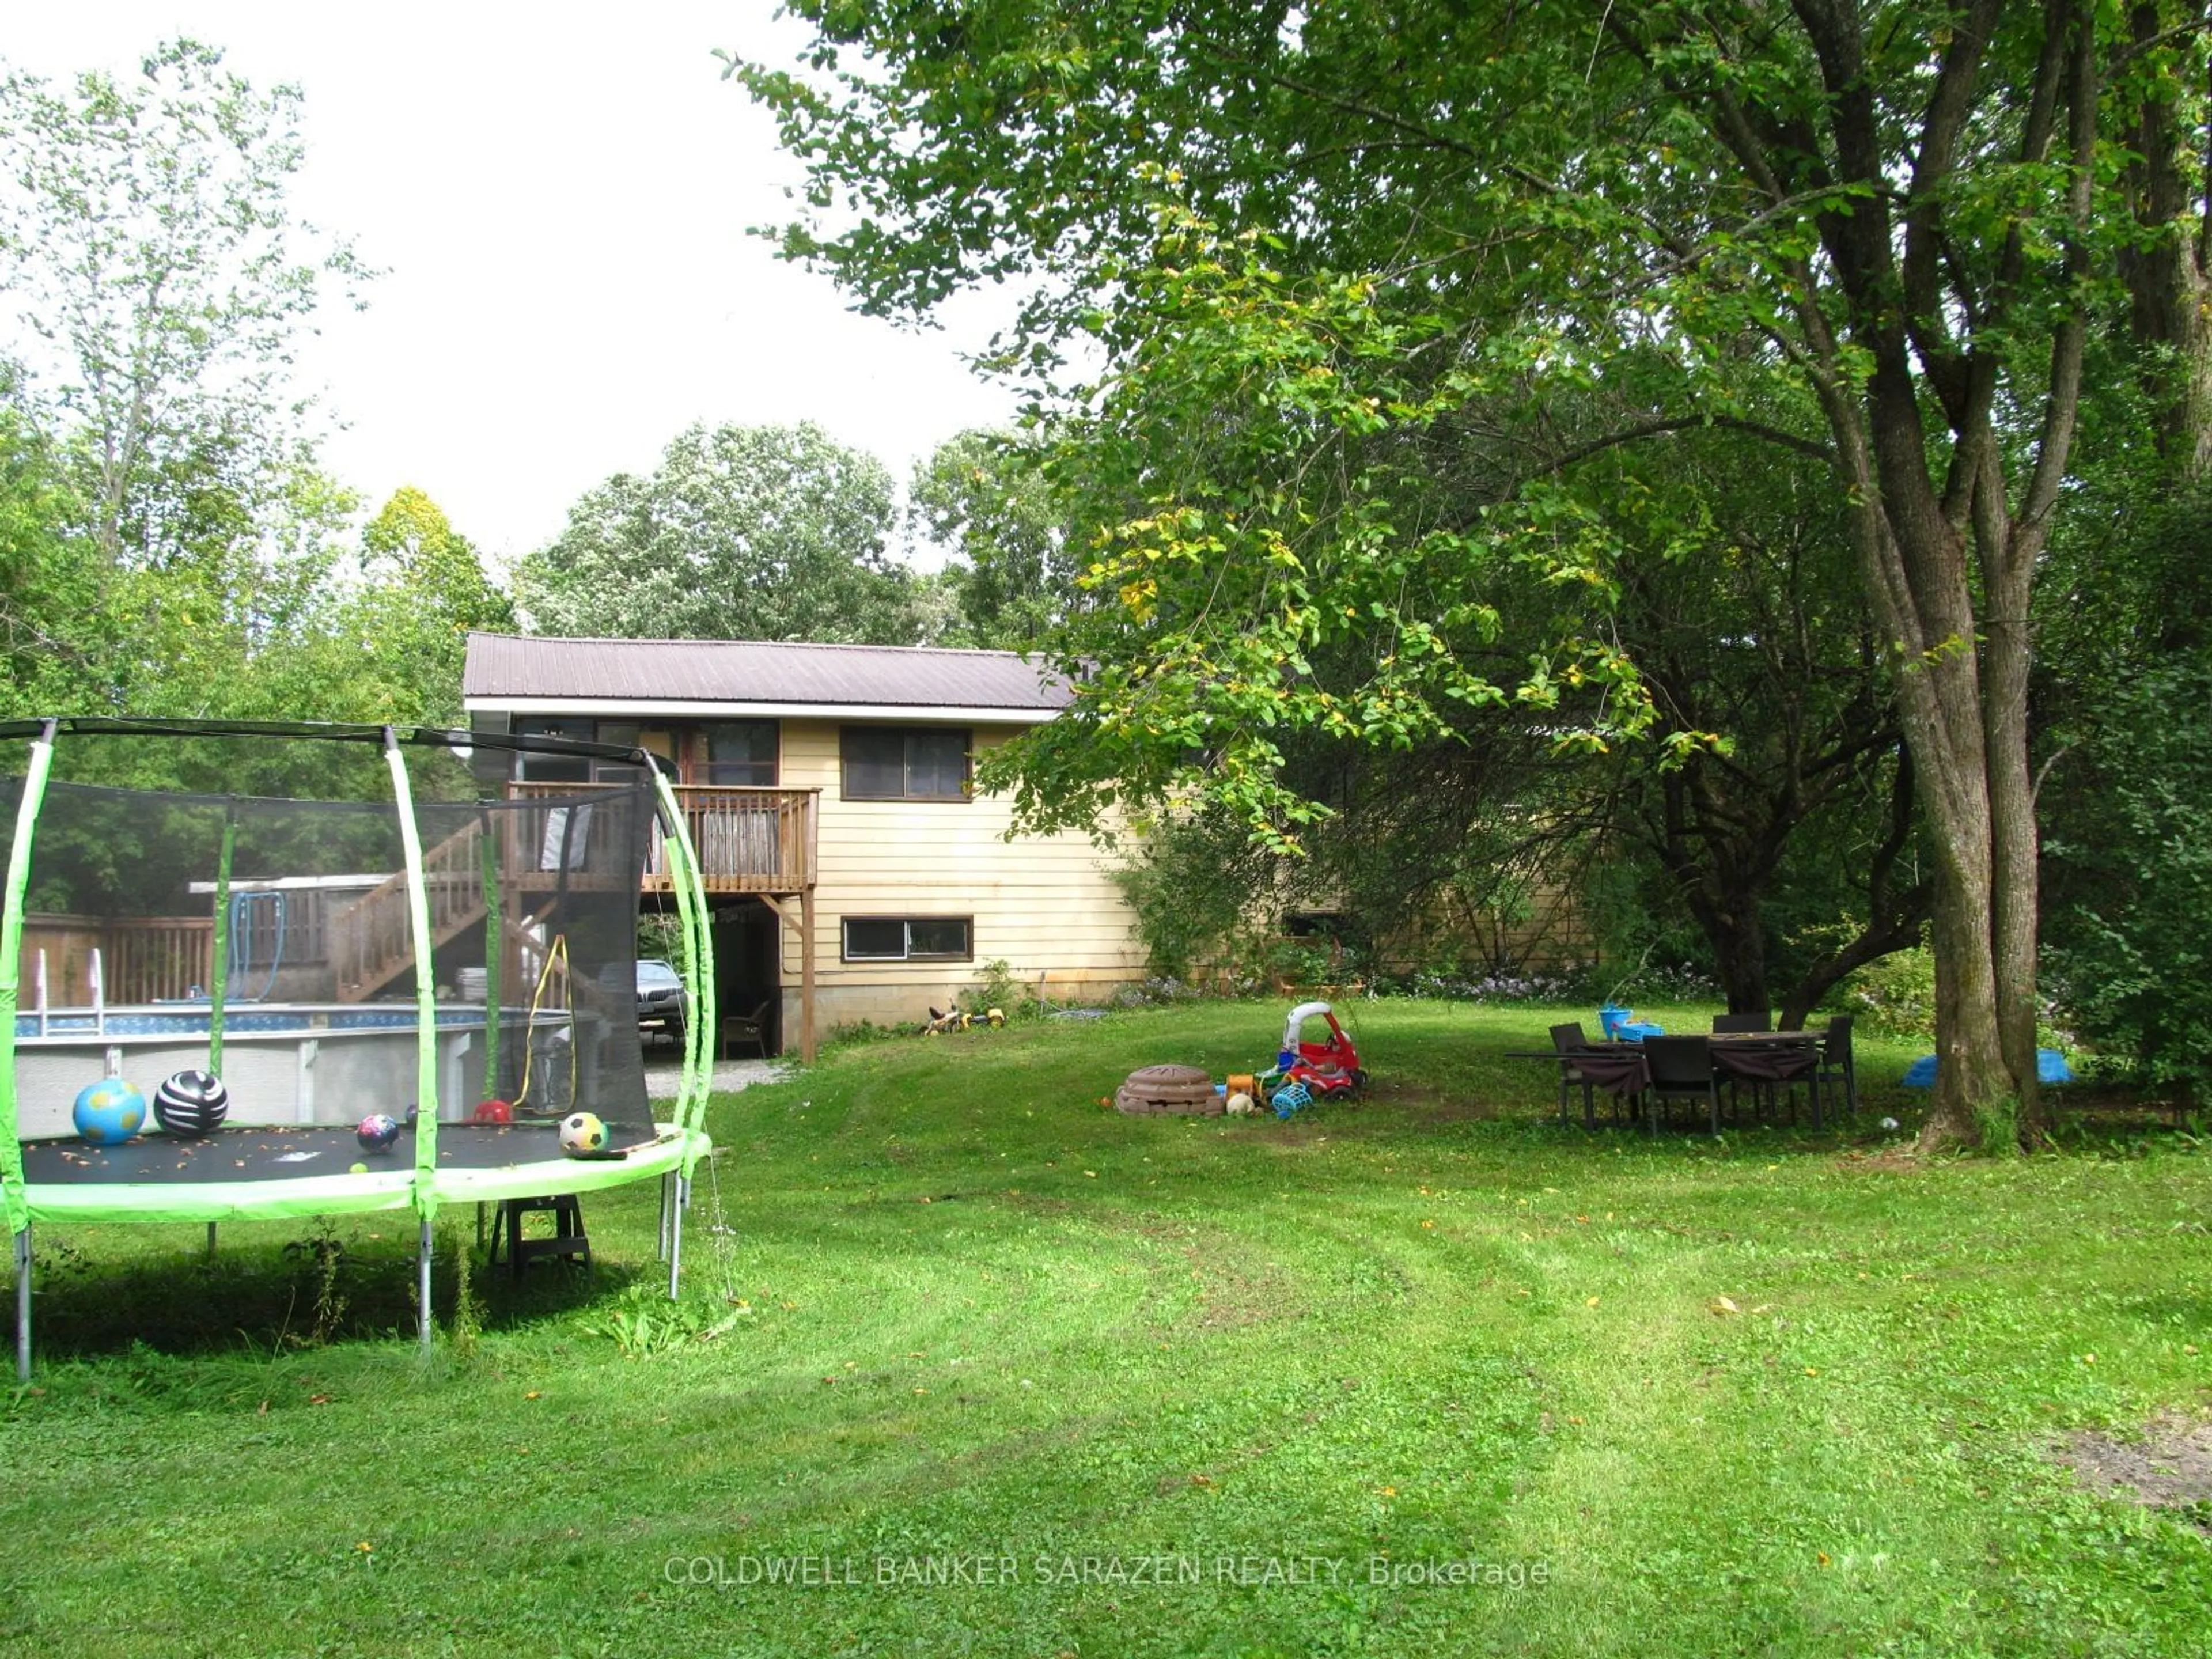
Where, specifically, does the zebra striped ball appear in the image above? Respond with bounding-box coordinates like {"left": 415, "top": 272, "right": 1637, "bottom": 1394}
{"left": 154, "top": 1070, "right": 229, "bottom": 1138}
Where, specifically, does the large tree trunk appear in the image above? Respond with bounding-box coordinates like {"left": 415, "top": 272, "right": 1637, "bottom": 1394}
{"left": 1798, "top": 332, "right": 2032, "bottom": 1150}
{"left": 1652, "top": 767, "right": 1775, "bottom": 1016}
{"left": 1767, "top": 0, "right": 2090, "bottom": 1149}
{"left": 1684, "top": 888, "right": 1771, "bottom": 1017}
{"left": 1880, "top": 510, "right": 2021, "bottom": 1152}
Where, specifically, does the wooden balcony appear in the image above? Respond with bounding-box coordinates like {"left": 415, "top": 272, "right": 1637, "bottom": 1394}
{"left": 505, "top": 782, "right": 818, "bottom": 895}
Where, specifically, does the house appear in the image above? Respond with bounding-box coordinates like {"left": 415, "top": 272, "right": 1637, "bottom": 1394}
{"left": 460, "top": 632, "right": 1146, "bottom": 1057}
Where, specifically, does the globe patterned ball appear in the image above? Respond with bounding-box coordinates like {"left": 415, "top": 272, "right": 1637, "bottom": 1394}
{"left": 73, "top": 1078, "right": 147, "bottom": 1146}
{"left": 356, "top": 1112, "right": 402, "bottom": 1153}
{"left": 153, "top": 1070, "right": 229, "bottom": 1138}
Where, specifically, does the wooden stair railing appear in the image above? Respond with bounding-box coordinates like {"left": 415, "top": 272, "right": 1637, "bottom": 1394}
{"left": 332, "top": 819, "right": 488, "bottom": 1002}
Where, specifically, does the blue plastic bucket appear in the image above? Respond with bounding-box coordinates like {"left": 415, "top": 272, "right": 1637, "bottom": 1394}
{"left": 1598, "top": 1006, "right": 1631, "bottom": 1040}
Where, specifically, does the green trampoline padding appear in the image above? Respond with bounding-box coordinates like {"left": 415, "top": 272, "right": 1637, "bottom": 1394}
{"left": 17, "top": 1122, "right": 711, "bottom": 1223}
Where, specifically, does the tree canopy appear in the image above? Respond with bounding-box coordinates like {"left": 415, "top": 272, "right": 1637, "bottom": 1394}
{"left": 908, "top": 428, "right": 1081, "bottom": 649}
{"left": 738, "top": 0, "right": 2212, "bottom": 1146}
{"left": 516, "top": 421, "right": 922, "bottom": 645}
{"left": 0, "top": 39, "right": 369, "bottom": 570}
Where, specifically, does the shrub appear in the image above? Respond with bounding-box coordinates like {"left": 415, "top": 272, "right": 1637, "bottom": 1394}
{"left": 2043, "top": 661, "right": 2212, "bottom": 1100}
{"left": 1836, "top": 944, "right": 1936, "bottom": 1041}
{"left": 959, "top": 957, "right": 1037, "bottom": 1020}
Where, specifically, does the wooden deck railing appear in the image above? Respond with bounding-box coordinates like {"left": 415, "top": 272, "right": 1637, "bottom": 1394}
{"left": 16, "top": 780, "right": 817, "bottom": 1012}
{"left": 18, "top": 915, "right": 213, "bottom": 1006}
{"left": 506, "top": 782, "right": 817, "bottom": 894}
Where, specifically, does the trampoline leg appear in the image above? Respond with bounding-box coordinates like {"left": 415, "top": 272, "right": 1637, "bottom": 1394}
{"left": 14, "top": 1227, "right": 30, "bottom": 1383}
{"left": 206, "top": 1221, "right": 218, "bottom": 1260}
{"left": 667, "top": 1176, "right": 687, "bottom": 1300}
{"left": 417, "top": 1216, "right": 434, "bottom": 1351}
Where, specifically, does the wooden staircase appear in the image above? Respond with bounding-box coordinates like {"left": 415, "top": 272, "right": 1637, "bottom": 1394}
{"left": 334, "top": 819, "right": 488, "bottom": 1002}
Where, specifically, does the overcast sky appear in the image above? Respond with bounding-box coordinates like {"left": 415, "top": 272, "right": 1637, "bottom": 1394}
{"left": 4, "top": 4, "right": 1022, "bottom": 567}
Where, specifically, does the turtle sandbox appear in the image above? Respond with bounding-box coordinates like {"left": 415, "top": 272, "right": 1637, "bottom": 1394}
{"left": 1114, "top": 1064, "right": 1222, "bottom": 1116}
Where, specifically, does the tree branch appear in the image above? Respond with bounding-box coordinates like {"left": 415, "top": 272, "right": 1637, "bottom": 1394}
{"left": 1542, "top": 413, "right": 1834, "bottom": 474}
{"left": 1900, "top": 0, "right": 2002, "bottom": 425}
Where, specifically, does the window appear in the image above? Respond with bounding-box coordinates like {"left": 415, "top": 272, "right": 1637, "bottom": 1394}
{"left": 514, "top": 717, "right": 594, "bottom": 782}
{"left": 706, "top": 720, "right": 779, "bottom": 786}
{"left": 587, "top": 721, "right": 652, "bottom": 782}
{"left": 842, "top": 916, "right": 973, "bottom": 961}
{"left": 841, "top": 726, "right": 971, "bottom": 801}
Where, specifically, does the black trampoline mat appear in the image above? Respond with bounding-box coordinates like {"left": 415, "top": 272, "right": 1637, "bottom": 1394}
{"left": 19, "top": 1120, "right": 663, "bottom": 1185}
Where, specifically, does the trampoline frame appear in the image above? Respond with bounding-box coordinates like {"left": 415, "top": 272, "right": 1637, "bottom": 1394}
{"left": 0, "top": 718, "right": 721, "bottom": 1376}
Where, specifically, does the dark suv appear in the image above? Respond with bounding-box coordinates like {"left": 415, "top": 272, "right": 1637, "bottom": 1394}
{"left": 626, "top": 959, "right": 689, "bottom": 1046}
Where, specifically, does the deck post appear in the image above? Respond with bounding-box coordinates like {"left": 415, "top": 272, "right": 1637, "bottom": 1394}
{"left": 800, "top": 890, "right": 816, "bottom": 1063}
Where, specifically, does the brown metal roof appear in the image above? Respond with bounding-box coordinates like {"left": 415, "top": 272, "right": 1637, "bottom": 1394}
{"left": 461, "top": 633, "right": 1074, "bottom": 713}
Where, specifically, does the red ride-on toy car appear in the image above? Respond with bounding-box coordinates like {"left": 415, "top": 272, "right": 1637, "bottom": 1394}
{"left": 1276, "top": 1001, "right": 1366, "bottom": 1098}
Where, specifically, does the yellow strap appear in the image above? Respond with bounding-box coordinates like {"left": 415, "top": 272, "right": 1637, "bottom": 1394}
{"left": 512, "top": 934, "right": 574, "bottom": 1113}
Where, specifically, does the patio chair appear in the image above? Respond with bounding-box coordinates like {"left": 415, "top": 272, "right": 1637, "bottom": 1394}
{"left": 719, "top": 998, "right": 774, "bottom": 1061}
{"left": 1711, "top": 1011, "right": 1774, "bottom": 1033}
{"left": 1549, "top": 1021, "right": 1597, "bottom": 1126}
{"left": 1813, "top": 1015, "right": 1857, "bottom": 1118}
{"left": 1643, "top": 1036, "right": 1722, "bottom": 1136}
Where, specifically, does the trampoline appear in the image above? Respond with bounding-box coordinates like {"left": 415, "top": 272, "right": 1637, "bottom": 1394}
{"left": 0, "top": 718, "right": 719, "bottom": 1375}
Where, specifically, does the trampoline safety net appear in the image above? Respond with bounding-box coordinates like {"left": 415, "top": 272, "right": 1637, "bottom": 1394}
{"left": 3, "top": 726, "right": 665, "bottom": 1144}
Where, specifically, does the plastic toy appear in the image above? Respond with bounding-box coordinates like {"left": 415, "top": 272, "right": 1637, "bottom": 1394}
{"left": 922, "top": 1006, "right": 1008, "bottom": 1035}
{"left": 356, "top": 1113, "right": 402, "bottom": 1152}
{"left": 73, "top": 1078, "right": 147, "bottom": 1145}
{"left": 1275, "top": 1001, "right": 1366, "bottom": 1099}
{"left": 1597, "top": 1005, "right": 1666, "bottom": 1042}
{"left": 560, "top": 1111, "right": 609, "bottom": 1154}
{"left": 153, "top": 1070, "right": 229, "bottom": 1138}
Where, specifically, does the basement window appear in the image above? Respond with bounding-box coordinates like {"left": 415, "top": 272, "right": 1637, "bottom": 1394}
{"left": 842, "top": 917, "right": 974, "bottom": 961}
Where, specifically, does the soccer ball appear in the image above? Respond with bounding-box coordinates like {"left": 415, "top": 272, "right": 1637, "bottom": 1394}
{"left": 73, "top": 1078, "right": 147, "bottom": 1146}
{"left": 356, "top": 1113, "right": 402, "bottom": 1153}
{"left": 473, "top": 1098, "right": 514, "bottom": 1124}
{"left": 154, "top": 1070, "right": 229, "bottom": 1138}
{"left": 559, "top": 1111, "right": 608, "bottom": 1155}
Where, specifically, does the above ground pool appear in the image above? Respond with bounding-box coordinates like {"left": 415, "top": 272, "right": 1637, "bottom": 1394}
{"left": 13, "top": 1002, "right": 584, "bottom": 1140}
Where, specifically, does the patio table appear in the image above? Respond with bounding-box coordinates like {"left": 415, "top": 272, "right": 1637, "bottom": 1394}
{"left": 1707, "top": 1031, "right": 1823, "bottom": 1127}
{"left": 1515, "top": 1031, "right": 1832, "bottom": 1131}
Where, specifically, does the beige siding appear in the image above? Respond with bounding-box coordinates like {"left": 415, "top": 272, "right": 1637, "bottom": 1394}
{"left": 776, "top": 721, "right": 1144, "bottom": 1031}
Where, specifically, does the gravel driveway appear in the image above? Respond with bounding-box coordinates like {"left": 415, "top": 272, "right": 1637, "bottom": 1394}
{"left": 642, "top": 1055, "right": 787, "bottom": 1099}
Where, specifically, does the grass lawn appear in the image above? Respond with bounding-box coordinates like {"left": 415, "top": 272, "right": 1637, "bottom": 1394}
{"left": 2, "top": 999, "right": 2209, "bottom": 1657}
